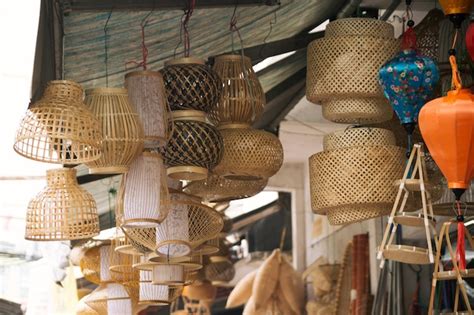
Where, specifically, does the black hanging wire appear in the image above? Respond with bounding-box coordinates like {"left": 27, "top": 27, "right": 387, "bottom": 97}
{"left": 258, "top": 7, "right": 279, "bottom": 61}
{"left": 104, "top": 9, "right": 113, "bottom": 87}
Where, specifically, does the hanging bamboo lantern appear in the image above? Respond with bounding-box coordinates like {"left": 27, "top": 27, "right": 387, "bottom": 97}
{"left": 125, "top": 71, "right": 170, "bottom": 148}
{"left": 85, "top": 283, "right": 133, "bottom": 315}
{"left": 152, "top": 264, "right": 185, "bottom": 285}
{"left": 121, "top": 227, "right": 156, "bottom": 254}
{"left": 25, "top": 168, "right": 99, "bottom": 241}
{"left": 210, "top": 54, "right": 265, "bottom": 127}
{"left": 84, "top": 88, "right": 144, "bottom": 174}
{"left": 213, "top": 126, "right": 283, "bottom": 181}
{"left": 161, "top": 58, "right": 221, "bottom": 112}
{"left": 109, "top": 237, "right": 140, "bottom": 284}
{"left": 204, "top": 256, "right": 235, "bottom": 286}
{"left": 162, "top": 110, "right": 223, "bottom": 180}
{"left": 77, "top": 296, "right": 98, "bottom": 315}
{"left": 307, "top": 18, "right": 398, "bottom": 123}
{"left": 99, "top": 244, "right": 113, "bottom": 283}
{"left": 14, "top": 80, "right": 102, "bottom": 164}
{"left": 309, "top": 128, "right": 404, "bottom": 225}
{"left": 118, "top": 151, "right": 169, "bottom": 228}
{"left": 183, "top": 174, "right": 267, "bottom": 202}
{"left": 147, "top": 252, "right": 204, "bottom": 274}
{"left": 80, "top": 246, "right": 101, "bottom": 285}
{"left": 193, "top": 237, "right": 220, "bottom": 256}
{"left": 138, "top": 270, "right": 181, "bottom": 305}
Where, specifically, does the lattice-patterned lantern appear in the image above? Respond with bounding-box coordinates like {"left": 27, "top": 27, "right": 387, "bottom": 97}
{"left": 161, "top": 58, "right": 221, "bottom": 112}
{"left": 14, "top": 80, "right": 102, "bottom": 164}
{"left": 183, "top": 174, "right": 267, "bottom": 202}
{"left": 117, "top": 151, "right": 169, "bottom": 228}
{"left": 213, "top": 126, "right": 283, "bottom": 181}
{"left": 309, "top": 128, "right": 404, "bottom": 225}
{"left": 121, "top": 227, "right": 156, "bottom": 254}
{"left": 25, "top": 168, "right": 99, "bottom": 240}
{"left": 204, "top": 256, "right": 235, "bottom": 285}
{"left": 84, "top": 88, "right": 144, "bottom": 174}
{"left": 125, "top": 70, "right": 170, "bottom": 149}
{"left": 307, "top": 18, "right": 398, "bottom": 123}
{"left": 162, "top": 110, "right": 223, "bottom": 180}
{"left": 210, "top": 54, "right": 265, "bottom": 127}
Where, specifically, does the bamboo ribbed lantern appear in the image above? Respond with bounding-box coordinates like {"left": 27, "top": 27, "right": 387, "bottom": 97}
{"left": 204, "top": 256, "right": 235, "bottom": 285}
{"left": 147, "top": 252, "right": 204, "bottom": 274}
{"left": 80, "top": 246, "right": 101, "bottom": 285}
{"left": 162, "top": 110, "right": 223, "bottom": 181}
{"left": 109, "top": 237, "right": 140, "bottom": 284}
{"left": 161, "top": 58, "right": 221, "bottom": 112}
{"left": 25, "top": 168, "right": 99, "bottom": 241}
{"left": 85, "top": 283, "right": 132, "bottom": 315}
{"left": 183, "top": 174, "right": 267, "bottom": 202}
{"left": 213, "top": 126, "right": 284, "bottom": 181}
{"left": 306, "top": 18, "right": 398, "bottom": 123}
{"left": 121, "top": 226, "right": 156, "bottom": 254}
{"left": 309, "top": 128, "right": 404, "bottom": 225}
{"left": 77, "top": 296, "right": 98, "bottom": 315}
{"left": 84, "top": 88, "right": 144, "bottom": 174}
{"left": 210, "top": 54, "right": 265, "bottom": 127}
{"left": 139, "top": 270, "right": 181, "bottom": 304}
{"left": 14, "top": 80, "right": 102, "bottom": 164}
{"left": 118, "top": 151, "right": 169, "bottom": 228}
{"left": 125, "top": 71, "right": 170, "bottom": 148}
{"left": 193, "top": 238, "right": 220, "bottom": 256}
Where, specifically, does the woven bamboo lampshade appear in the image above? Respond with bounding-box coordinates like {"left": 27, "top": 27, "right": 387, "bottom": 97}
{"left": 138, "top": 270, "right": 182, "bottom": 305}
{"left": 109, "top": 237, "right": 140, "bottom": 284}
{"left": 213, "top": 126, "right": 284, "bottom": 181}
{"left": 99, "top": 244, "right": 113, "bottom": 283}
{"left": 80, "top": 246, "right": 101, "bottom": 285}
{"left": 210, "top": 54, "right": 265, "bottom": 127}
{"left": 183, "top": 174, "right": 267, "bottom": 202}
{"left": 152, "top": 264, "right": 185, "bottom": 285}
{"left": 25, "top": 168, "right": 99, "bottom": 241}
{"left": 118, "top": 151, "right": 169, "bottom": 228}
{"left": 193, "top": 238, "right": 220, "bottom": 256}
{"left": 121, "top": 227, "right": 156, "bottom": 254}
{"left": 161, "top": 58, "right": 221, "bottom": 112}
{"left": 84, "top": 88, "right": 144, "bottom": 174}
{"left": 125, "top": 70, "right": 170, "bottom": 149}
{"left": 85, "top": 283, "right": 132, "bottom": 315}
{"left": 162, "top": 110, "right": 223, "bottom": 181}
{"left": 309, "top": 128, "right": 404, "bottom": 225}
{"left": 14, "top": 80, "right": 102, "bottom": 164}
{"left": 147, "top": 252, "right": 204, "bottom": 273}
{"left": 306, "top": 18, "right": 398, "bottom": 124}
{"left": 204, "top": 256, "right": 235, "bottom": 285}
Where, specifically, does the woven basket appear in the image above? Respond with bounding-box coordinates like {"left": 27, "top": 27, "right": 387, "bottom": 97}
{"left": 213, "top": 126, "right": 284, "bottom": 181}
{"left": 306, "top": 18, "right": 398, "bottom": 124}
{"left": 210, "top": 54, "right": 265, "bottom": 127}
{"left": 125, "top": 70, "right": 170, "bottom": 149}
{"left": 204, "top": 256, "right": 235, "bottom": 285}
{"left": 84, "top": 87, "right": 144, "bottom": 174}
{"left": 14, "top": 80, "right": 102, "bottom": 164}
{"left": 309, "top": 128, "right": 404, "bottom": 224}
{"left": 161, "top": 57, "right": 221, "bottom": 112}
{"left": 162, "top": 110, "right": 223, "bottom": 181}
{"left": 25, "top": 168, "right": 99, "bottom": 240}
{"left": 80, "top": 246, "right": 101, "bottom": 285}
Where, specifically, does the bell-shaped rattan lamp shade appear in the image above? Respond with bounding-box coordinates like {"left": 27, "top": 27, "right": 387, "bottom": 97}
{"left": 14, "top": 80, "right": 102, "bottom": 164}
{"left": 210, "top": 54, "right": 265, "bottom": 127}
{"left": 118, "top": 151, "right": 169, "bottom": 228}
{"left": 161, "top": 110, "right": 223, "bottom": 181}
{"left": 213, "top": 126, "right": 284, "bottom": 181}
{"left": 161, "top": 58, "right": 221, "bottom": 112}
{"left": 25, "top": 168, "right": 99, "bottom": 241}
{"left": 125, "top": 71, "right": 170, "bottom": 149}
{"left": 84, "top": 88, "right": 144, "bottom": 174}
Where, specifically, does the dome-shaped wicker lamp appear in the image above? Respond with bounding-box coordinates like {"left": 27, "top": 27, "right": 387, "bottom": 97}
{"left": 161, "top": 110, "right": 223, "bottom": 181}
{"left": 161, "top": 58, "right": 221, "bottom": 113}
{"left": 183, "top": 174, "right": 267, "bottom": 203}
{"left": 117, "top": 151, "right": 169, "bottom": 228}
{"left": 210, "top": 54, "right": 265, "bottom": 127}
{"left": 213, "top": 126, "right": 283, "bottom": 181}
{"left": 25, "top": 168, "right": 99, "bottom": 241}
{"left": 84, "top": 88, "right": 144, "bottom": 174}
{"left": 306, "top": 18, "right": 398, "bottom": 124}
{"left": 309, "top": 128, "right": 404, "bottom": 225}
{"left": 14, "top": 80, "right": 102, "bottom": 164}
{"left": 125, "top": 71, "right": 170, "bottom": 149}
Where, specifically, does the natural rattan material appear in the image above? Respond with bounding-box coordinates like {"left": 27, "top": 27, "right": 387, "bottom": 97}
{"left": 85, "top": 283, "right": 132, "bottom": 315}
{"left": 322, "top": 97, "right": 393, "bottom": 124}
{"left": 325, "top": 18, "right": 395, "bottom": 38}
{"left": 183, "top": 174, "right": 267, "bottom": 202}
{"left": 323, "top": 127, "right": 396, "bottom": 151}
{"left": 25, "top": 168, "right": 99, "bottom": 240}
{"left": 210, "top": 54, "right": 265, "bottom": 127}
{"left": 152, "top": 264, "right": 185, "bottom": 285}
{"left": 14, "top": 80, "right": 102, "bottom": 164}
{"left": 204, "top": 256, "right": 235, "bottom": 285}
{"left": 84, "top": 88, "right": 144, "bottom": 174}
{"left": 161, "top": 57, "right": 221, "bottom": 112}
{"left": 162, "top": 111, "right": 223, "bottom": 181}
{"left": 125, "top": 70, "right": 170, "bottom": 148}
{"left": 213, "top": 126, "right": 283, "bottom": 181}
{"left": 122, "top": 227, "right": 156, "bottom": 254}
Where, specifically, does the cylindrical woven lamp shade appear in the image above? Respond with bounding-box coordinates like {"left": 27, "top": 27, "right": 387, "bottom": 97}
{"left": 14, "top": 80, "right": 102, "bottom": 164}
{"left": 80, "top": 246, "right": 101, "bottom": 285}
{"left": 309, "top": 128, "right": 404, "bottom": 225}
{"left": 162, "top": 110, "right": 223, "bottom": 181}
{"left": 125, "top": 70, "right": 169, "bottom": 149}
{"left": 119, "top": 152, "right": 169, "bottom": 228}
{"left": 161, "top": 57, "right": 221, "bottom": 112}
{"left": 183, "top": 174, "right": 268, "bottom": 202}
{"left": 25, "top": 168, "right": 99, "bottom": 241}
{"left": 204, "top": 256, "right": 235, "bottom": 285}
{"left": 84, "top": 88, "right": 144, "bottom": 174}
{"left": 306, "top": 18, "right": 398, "bottom": 124}
{"left": 139, "top": 270, "right": 169, "bottom": 303}
{"left": 210, "top": 54, "right": 265, "bottom": 127}
{"left": 193, "top": 237, "right": 220, "bottom": 256}
{"left": 213, "top": 126, "right": 284, "bottom": 181}
{"left": 152, "top": 264, "right": 185, "bottom": 285}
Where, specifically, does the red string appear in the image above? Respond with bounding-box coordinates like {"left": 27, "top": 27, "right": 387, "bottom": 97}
{"left": 125, "top": 15, "right": 151, "bottom": 70}
{"left": 456, "top": 201, "right": 467, "bottom": 270}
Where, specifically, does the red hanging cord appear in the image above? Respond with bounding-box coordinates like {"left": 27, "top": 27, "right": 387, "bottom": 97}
{"left": 456, "top": 200, "right": 467, "bottom": 270}
{"left": 401, "top": 3, "right": 416, "bottom": 50}
{"left": 125, "top": 9, "right": 154, "bottom": 70}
